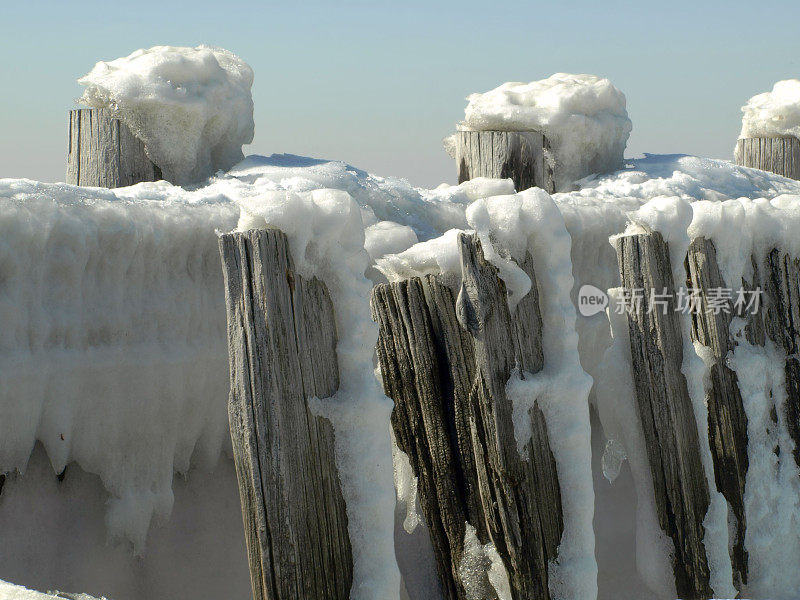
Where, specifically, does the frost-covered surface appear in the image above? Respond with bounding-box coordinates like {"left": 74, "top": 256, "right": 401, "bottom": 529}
{"left": 0, "top": 179, "right": 237, "bottom": 550}
{"left": 4, "top": 152, "right": 800, "bottom": 599}
{"left": 0, "top": 581, "right": 90, "bottom": 600}
{"left": 78, "top": 46, "right": 254, "bottom": 184}
{"left": 458, "top": 523, "right": 512, "bottom": 600}
{"left": 459, "top": 74, "right": 632, "bottom": 190}
{"left": 738, "top": 79, "right": 800, "bottom": 141}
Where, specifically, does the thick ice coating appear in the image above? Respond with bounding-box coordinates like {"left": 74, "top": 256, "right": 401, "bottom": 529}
{"left": 738, "top": 79, "right": 800, "bottom": 141}
{"left": 460, "top": 74, "right": 632, "bottom": 190}
{"left": 78, "top": 45, "right": 255, "bottom": 185}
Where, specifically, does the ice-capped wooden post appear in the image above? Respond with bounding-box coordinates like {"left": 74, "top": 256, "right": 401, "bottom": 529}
{"left": 218, "top": 228, "right": 353, "bottom": 600}
{"left": 735, "top": 137, "right": 800, "bottom": 180}
{"left": 371, "top": 233, "right": 562, "bottom": 600}
{"left": 67, "top": 108, "right": 162, "bottom": 188}
{"left": 455, "top": 130, "right": 555, "bottom": 194}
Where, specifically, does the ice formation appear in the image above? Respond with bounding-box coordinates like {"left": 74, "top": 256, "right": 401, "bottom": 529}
{"left": 78, "top": 45, "right": 255, "bottom": 184}
{"left": 4, "top": 149, "right": 800, "bottom": 599}
{"left": 0, "top": 580, "right": 98, "bottom": 600}
{"left": 458, "top": 523, "right": 512, "bottom": 600}
{"left": 738, "top": 79, "right": 800, "bottom": 141}
{"left": 459, "top": 74, "right": 632, "bottom": 190}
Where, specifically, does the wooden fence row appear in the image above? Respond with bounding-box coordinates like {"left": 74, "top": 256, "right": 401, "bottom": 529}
{"left": 68, "top": 108, "right": 800, "bottom": 192}
{"left": 218, "top": 224, "right": 799, "bottom": 600}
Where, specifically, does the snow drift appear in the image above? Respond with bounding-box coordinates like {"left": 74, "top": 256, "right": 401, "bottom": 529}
{"left": 78, "top": 46, "right": 255, "bottom": 184}
{"left": 458, "top": 74, "right": 632, "bottom": 190}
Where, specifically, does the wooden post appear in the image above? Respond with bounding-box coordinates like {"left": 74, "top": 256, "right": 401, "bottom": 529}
{"left": 455, "top": 130, "right": 555, "bottom": 194}
{"left": 735, "top": 137, "right": 800, "bottom": 180}
{"left": 218, "top": 228, "right": 352, "bottom": 600}
{"left": 371, "top": 233, "right": 562, "bottom": 600}
{"left": 615, "top": 231, "right": 713, "bottom": 600}
{"left": 67, "top": 108, "right": 162, "bottom": 188}
{"left": 685, "top": 237, "right": 749, "bottom": 589}
{"left": 760, "top": 249, "right": 800, "bottom": 468}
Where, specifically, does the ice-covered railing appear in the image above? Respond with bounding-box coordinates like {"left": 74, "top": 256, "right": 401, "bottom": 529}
{"left": 735, "top": 79, "right": 800, "bottom": 180}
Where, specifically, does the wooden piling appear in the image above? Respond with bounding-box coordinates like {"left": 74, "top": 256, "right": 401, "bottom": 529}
{"left": 455, "top": 130, "right": 555, "bottom": 193}
{"left": 67, "top": 108, "right": 162, "bottom": 188}
{"left": 371, "top": 233, "right": 562, "bottom": 600}
{"left": 735, "top": 137, "right": 800, "bottom": 180}
{"left": 760, "top": 249, "right": 800, "bottom": 468}
{"left": 218, "top": 228, "right": 352, "bottom": 600}
{"left": 685, "top": 237, "right": 749, "bottom": 589}
{"left": 615, "top": 231, "right": 713, "bottom": 600}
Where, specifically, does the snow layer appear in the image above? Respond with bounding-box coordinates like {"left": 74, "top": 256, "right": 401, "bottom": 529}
{"left": 738, "top": 79, "right": 800, "bottom": 141}
{"left": 0, "top": 581, "right": 92, "bottom": 600}
{"left": 460, "top": 74, "right": 632, "bottom": 190}
{"left": 78, "top": 46, "right": 254, "bottom": 184}
{"left": 0, "top": 179, "right": 237, "bottom": 550}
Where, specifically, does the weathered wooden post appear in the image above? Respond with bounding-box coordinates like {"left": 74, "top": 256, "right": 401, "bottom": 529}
{"left": 735, "top": 137, "right": 800, "bottom": 180}
{"left": 615, "top": 231, "right": 713, "bottom": 600}
{"left": 759, "top": 249, "right": 800, "bottom": 466}
{"left": 455, "top": 130, "right": 555, "bottom": 193}
{"left": 67, "top": 108, "right": 162, "bottom": 187}
{"left": 218, "top": 228, "right": 353, "bottom": 600}
{"left": 685, "top": 237, "right": 749, "bottom": 589}
{"left": 371, "top": 233, "right": 562, "bottom": 600}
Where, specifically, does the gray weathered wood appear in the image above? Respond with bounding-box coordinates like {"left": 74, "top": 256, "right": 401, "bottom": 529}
{"left": 685, "top": 237, "right": 749, "bottom": 590}
{"left": 615, "top": 231, "right": 712, "bottom": 600}
{"left": 219, "top": 228, "right": 352, "bottom": 600}
{"left": 67, "top": 108, "right": 162, "bottom": 188}
{"left": 759, "top": 249, "right": 800, "bottom": 468}
{"left": 735, "top": 137, "right": 800, "bottom": 180}
{"left": 455, "top": 130, "right": 555, "bottom": 194}
{"left": 372, "top": 233, "right": 562, "bottom": 600}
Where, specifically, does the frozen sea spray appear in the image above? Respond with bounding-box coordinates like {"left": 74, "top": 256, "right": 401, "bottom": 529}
{"left": 459, "top": 73, "right": 632, "bottom": 191}
{"left": 78, "top": 45, "right": 254, "bottom": 185}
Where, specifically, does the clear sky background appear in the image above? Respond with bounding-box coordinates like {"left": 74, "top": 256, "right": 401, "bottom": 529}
{"left": 1, "top": 0, "right": 799, "bottom": 188}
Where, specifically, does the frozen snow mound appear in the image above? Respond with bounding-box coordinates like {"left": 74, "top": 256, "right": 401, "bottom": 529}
{"left": 78, "top": 45, "right": 255, "bottom": 185}
{"left": 0, "top": 579, "right": 106, "bottom": 599}
{"left": 459, "top": 73, "right": 632, "bottom": 190}
{"left": 738, "top": 79, "right": 800, "bottom": 142}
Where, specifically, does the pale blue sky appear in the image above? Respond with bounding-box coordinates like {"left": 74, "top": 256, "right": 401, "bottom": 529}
{"left": 1, "top": 0, "right": 798, "bottom": 187}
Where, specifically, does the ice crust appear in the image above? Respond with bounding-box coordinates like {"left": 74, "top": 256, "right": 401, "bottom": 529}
{"left": 738, "top": 79, "right": 800, "bottom": 141}
{"left": 3, "top": 150, "right": 800, "bottom": 599}
{"left": 78, "top": 46, "right": 255, "bottom": 184}
{"left": 459, "top": 74, "right": 632, "bottom": 190}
